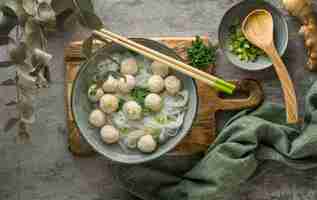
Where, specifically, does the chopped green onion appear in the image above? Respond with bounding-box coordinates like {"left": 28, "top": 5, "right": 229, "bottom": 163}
{"left": 228, "top": 24, "right": 266, "bottom": 62}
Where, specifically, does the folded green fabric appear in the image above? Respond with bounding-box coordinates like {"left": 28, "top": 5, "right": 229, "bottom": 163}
{"left": 111, "top": 82, "right": 317, "bottom": 200}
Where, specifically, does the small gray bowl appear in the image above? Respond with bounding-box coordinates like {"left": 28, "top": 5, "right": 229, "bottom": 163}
{"left": 71, "top": 38, "right": 198, "bottom": 164}
{"left": 218, "top": 1, "right": 288, "bottom": 71}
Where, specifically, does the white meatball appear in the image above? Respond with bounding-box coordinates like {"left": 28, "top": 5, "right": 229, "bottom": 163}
{"left": 100, "top": 125, "right": 120, "bottom": 144}
{"left": 118, "top": 75, "right": 136, "bottom": 93}
{"left": 120, "top": 57, "right": 138, "bottom": 75}
{"left": 148, "top": 75, "right": 164, "bottom": 93}
{"left": 125, "top": 130, "right": 146, "bottom": 149}
{"left": 145, "top": 93, "right": 162, "bottom": 112}
{"left": 137, "top": 134, "right": 157, "bottom": 153}
{"left": 151, "top": 61, "right": 169, "bottom": 77}
{"left": 165, "top": 75, "right": 181, "bottom": 95}
{"left": 123, "top": 101, "right": 142, "bottom": 120}
{"left": 100, "top": 94, "right": 119, "bottom": 114}
{"left": 89, "top": 109, "right": 106, "bottom": 128}
{"left": 102, "top": 75, "right": 118, "bottom": 93}
{"left": 88, "top": 84, "right": 104, "bottom": 102}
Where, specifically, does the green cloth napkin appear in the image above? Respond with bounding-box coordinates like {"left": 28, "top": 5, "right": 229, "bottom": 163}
{"left": 111, "top": 82, "right": 317, "bottom": 200}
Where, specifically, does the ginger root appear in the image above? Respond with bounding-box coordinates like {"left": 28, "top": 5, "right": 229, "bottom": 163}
{"left": 283, "top": 0, "right": 317, "bottom": 71}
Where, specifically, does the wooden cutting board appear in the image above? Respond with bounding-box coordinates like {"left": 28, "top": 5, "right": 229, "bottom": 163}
{"left": 64, "top": 37, "right": 263, "bottom": 156}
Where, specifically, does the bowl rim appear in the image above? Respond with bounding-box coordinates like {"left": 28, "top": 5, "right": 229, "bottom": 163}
{"left": 71, "top": 38, "right": 199, "bottom": 164}
{"left": 218, "top": 1, "right": 289, "bottom": 71}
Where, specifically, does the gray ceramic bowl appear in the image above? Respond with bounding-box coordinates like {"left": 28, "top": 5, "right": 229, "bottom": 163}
{"left": 218, "top": 1, "right": 288, "bottom": 71}
{"left": 71, "top": 38, "right": 198, "bottom": 164}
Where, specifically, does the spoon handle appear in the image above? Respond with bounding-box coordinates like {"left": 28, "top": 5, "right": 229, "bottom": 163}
{"left": 267, "top": 47, "right": 298, "bottom": 124}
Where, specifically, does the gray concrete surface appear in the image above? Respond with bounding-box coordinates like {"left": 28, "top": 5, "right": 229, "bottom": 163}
{"left": 0, "top": 0, "right": 317, "bottom": 199}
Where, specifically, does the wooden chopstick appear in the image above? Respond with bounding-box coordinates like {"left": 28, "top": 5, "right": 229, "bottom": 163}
{"left": 99, "top": 29, "right": 236, "bottom": 92}
{"left": 92, "top": 29, "right": 235, "bottom": 94}
{"left": 100, "top": 29, "right": 234, "bottom": 89}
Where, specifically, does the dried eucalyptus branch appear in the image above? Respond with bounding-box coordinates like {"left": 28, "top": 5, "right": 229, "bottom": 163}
{"left": 0, "top": 0, "right": 103, "bottom": 140}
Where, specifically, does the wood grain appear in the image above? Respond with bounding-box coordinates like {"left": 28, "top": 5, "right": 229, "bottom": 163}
{"left": 64, "top": 37, "right": 264, "bottom": 156}
{"left": 268, "top": 46, "right": 298, "bottom": 123}
{"left": 242, "top": 9, "right": 298, "bottom": 123}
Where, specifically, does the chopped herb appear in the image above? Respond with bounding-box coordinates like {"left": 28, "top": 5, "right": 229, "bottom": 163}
{"left": 187, "top": 36, "right": 217, "bottom": 69}
{"left": 118, "top": 98, "right": 126, "bottom": 110}
{"left": 145, "top": 128, "right": 161, "bottom": 140}
{"left": 142, "top": 107, "right": 152, "bottom": 115}
{"left": 119, "top": 127, "right": 129, "bottom": 135}
{"left": 138, "top": 62, "right": 145, "bottom": 70}
{"left": 228, "top": 23, "right": 266, "bottom": 62}
{"left": 130, "top": 87, "right": 150, "bottom": 107}
{"left": 89, "top": 88, "right": 97, "bottom": 96}
{"left": 154, "top": 114, "right": 175, "bottom": 124}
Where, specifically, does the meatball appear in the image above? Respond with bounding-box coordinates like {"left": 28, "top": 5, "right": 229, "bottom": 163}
{"left": 100, "top": 125, "right": 120, "bottom": 144}
{"left": 137, "top": 134, "right": 157, "bottom": 153}
{"left": 125, "top": 130, "right": 146, "bottom": 149}
{"left": 123, "top": 101, "right": 142, "bottom": 120}
{"left": 165, "top": 75, "right": 181, "bottom": 95}
{"left": 89, "top": 109, "right": 106, "bottom": 128}
{"left": 151, "top": 61, "right": 169, "bottom": 77}
{"left": 118, "top": 75, "right": 136, "bottom": 93}
{"left": 148, "top": 75, "right": 164, "bottom": 93}
{"left": 100, "top": 94, "right": 119, "bottom": 114}
{"left": 88, "top": 84, "right": 104, "bottom": 102}
{"left": 145, "top": 93, "right": 162, "bottom": 112}
{"left": 102, "top": 75, "right": 118, "bottom": 93}
{"left": 120, "top": 57, "right": 138, "bottom": 75}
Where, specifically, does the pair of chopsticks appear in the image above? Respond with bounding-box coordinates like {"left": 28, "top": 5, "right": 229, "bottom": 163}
{"left": 92, "top": 29, "right": 236, "bottom": 94}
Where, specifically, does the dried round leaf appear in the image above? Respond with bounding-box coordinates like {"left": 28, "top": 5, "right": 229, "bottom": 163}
{"left": 36, "top": 2, "right": 56, "bottom": 23}
{"left": 17, "top": 122, "right": 31, "bottom": 143}
{"left": 36, "top": 68, "right": 49, "bottom": 88}
{"left": 43, "top": 65, "right": 50, "bottom": 82}
{"left": 77, "top": 10, "right": 103, "bottom": 30}
{"left": 73, "top": 0, "right": 94, "bottom": 13}
{"left": 24, "top": 18, "right": 40, "bottom": 35}
{"left": 0, "top": 10, "right": 18, "bottom": 35}
{"left": 1, "top": 4, "right": 17, "bottom": 18}
{"left": 51, "top": 0, "right": 75, "bottom": 15}
{"left": 18, "top": 86, "right": 36, "bottom": 124}
{"left": 18, "top": 63, "right": 34, "bottom": 73}
{"left": 18, "top": 83, "right": 37, "bottom": 100}
{"left": 73, "top": 0, "right": 103, "bottom": 29}
{"left": 23, "top": 32, "right": 43, "bottom": 49}
{"left": 9, "top": 42, "right": 27, "bottom": 64}
{"left": 81, "top": 35, "right": 93, "bottom": 58}
{"left": 4, "top": 0, "right": 28, "bottom": 22}
{"left": 22, "top": 0, "right": 38, "bottom": 16}
{"left": 23, "top": 19, "right": 45, "bottom": 49}
{"left": 33, "top": 48, "right": 52, "bottom": 65}
{"left": 62, "top": 11, "right": 79, "bottom": 31}
{"left": 19, "top": 101, "right": 35, "bottom": 124}
{"left": 17, "top": 68, "right": 37, "bottom": 89}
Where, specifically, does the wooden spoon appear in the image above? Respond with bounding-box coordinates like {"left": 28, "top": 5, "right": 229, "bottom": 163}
{"left": 242, "top": 9, "right": 298, "bottom": 123}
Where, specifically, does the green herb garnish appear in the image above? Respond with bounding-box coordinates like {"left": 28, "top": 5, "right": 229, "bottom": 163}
{"left": 154, "top": 114, "right": 175, "bottom": 124}
{"left": 119, "top": 127, "right": 129, "bottom": 135}
{"left": 142, "top": 107, "right": 152, "bottom": 115}
{"left": 118, "top": 98, "right": 126, "bottom": 110}
{"left": 228, "top": 23, "right": 266, "bottom": 62}
{"left": 130, "top": 87, "right": 150, "bottom": 107}
{"left": 145, "top": 128, "right": 161, "bottom": 140}
{"left": 89, "top": 86, "right": 97, "bottom": 96}
{"left": 187, "top": 36, "right": 217, "bottom": 69}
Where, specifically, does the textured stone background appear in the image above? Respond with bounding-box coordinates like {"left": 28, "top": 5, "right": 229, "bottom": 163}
{"left": 0, "top": 0, "right": 317, "bottom": 199}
